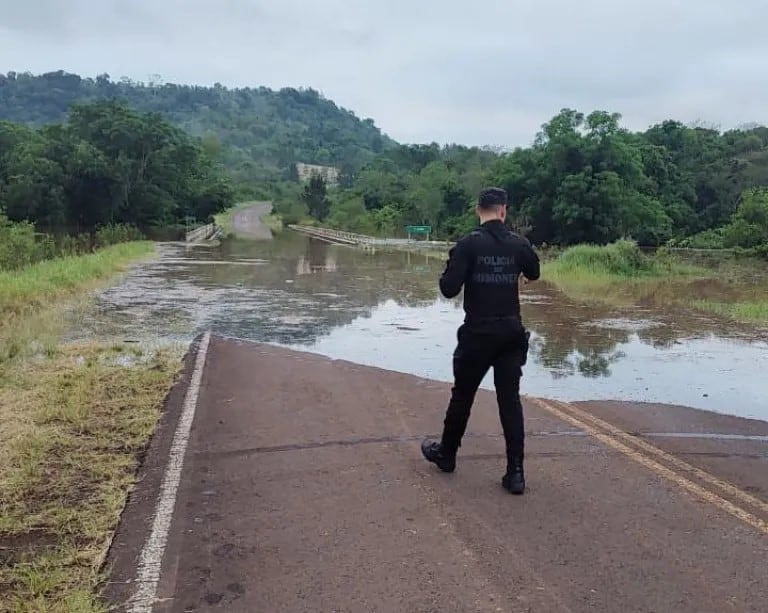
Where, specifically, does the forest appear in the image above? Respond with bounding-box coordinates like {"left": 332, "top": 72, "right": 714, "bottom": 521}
{"left": 2, "top": 71, "right": 768, "bottom": 251}
{"left": 283, "top": 110, "right": 768, "bottom": 250}
{"left": 0, "top": 99, "right": 234, "bottom": 231}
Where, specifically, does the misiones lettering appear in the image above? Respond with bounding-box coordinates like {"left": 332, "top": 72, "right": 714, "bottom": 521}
{"left": 471, "top": 271, "right": 519, "bottom": 285}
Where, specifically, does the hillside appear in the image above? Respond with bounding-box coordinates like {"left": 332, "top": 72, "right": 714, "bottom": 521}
{"left": 0, "top": 70, "right": 396, "bottom": 187}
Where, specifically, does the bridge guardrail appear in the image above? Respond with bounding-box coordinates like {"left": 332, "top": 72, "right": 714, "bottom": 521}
{"left": 185, "top": 223, "right": 218, "bottom": 243}
{"left": 289, "top": 225, "right": 377, "bottom": 245}
{"left": 289, "top": 225, "right": 455, "bottom": 251}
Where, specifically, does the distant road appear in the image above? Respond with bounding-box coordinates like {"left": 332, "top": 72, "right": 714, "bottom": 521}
{"left": 231, "top": 201, "right": 273, "bottom": 239}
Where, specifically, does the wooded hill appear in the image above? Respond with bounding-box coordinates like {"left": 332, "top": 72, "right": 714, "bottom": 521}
{"left": 0, "top": 71, "right": 395, "bottom": 187}
{"left": 2, "top": 70, "right": 767, "bottom": 249}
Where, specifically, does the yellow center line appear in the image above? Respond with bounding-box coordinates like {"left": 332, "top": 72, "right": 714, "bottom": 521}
{"left": 528, "top": 397, "right": 768, "bottom": 536}
{"left": 546, "top": 398, "right": 768, "bottom": 517}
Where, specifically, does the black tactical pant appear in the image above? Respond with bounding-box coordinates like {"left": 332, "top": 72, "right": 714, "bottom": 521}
{"left": 439, "top": 318, "right": 529, "bottom": 468}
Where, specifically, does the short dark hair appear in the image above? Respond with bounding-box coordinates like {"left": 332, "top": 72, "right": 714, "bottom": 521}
{"left": 478, "top": 187, "right": 508, "bottom": 208}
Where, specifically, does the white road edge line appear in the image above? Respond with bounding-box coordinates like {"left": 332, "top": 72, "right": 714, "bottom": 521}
{"left": 127, "top": 330, "right": 212, "bottom": 613}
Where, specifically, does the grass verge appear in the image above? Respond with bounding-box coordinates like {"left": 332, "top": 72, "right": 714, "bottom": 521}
{"left": 263, "top": 212, "right": 283, "bottom": 233}
{"left": 0, "top": 342, "right": 180, "bottom": 612}
{"left": 0, "top": 242, "right": 155, "bottom": 363}
{"left": 0, "top": 242, "right": 182, "bottom": 611}
{"left": 213, "top": 205, "right": 238, "bottom": 234}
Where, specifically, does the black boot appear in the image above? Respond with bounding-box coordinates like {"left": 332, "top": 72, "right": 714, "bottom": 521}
{"left": 421, "top": 439, "right": 456, "bottom": 473}
{"left": 502, "top": 456, "right": 525, "bottom": 495}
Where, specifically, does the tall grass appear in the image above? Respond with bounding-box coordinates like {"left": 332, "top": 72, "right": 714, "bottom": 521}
{"left": 692, "top": 300, "right": 768, "bottom": 323}
{"left": 0, "top": 215, "right": 146, "bottom": 273}
{"left": 263, "top": 212, "right": 284, "bottom": 232}
{"left": 538, "top": 240, "right": 709, "bottom": 307}
{"left": 546, "top": 240, "right": 660, "bottom": 277}
{"left": 542, "top": 240, "right": 702, "bottom": 288}
{"left": 0, "top": 342, "right": 180, "bottom": 612}
{"left": 94, "top": 223, "right": 144, "bottom": 248}
{"left": 0, "top": 238, "right": 177, "bottom": 611}
{"left": 0, "top": 242, "right": 153, "bottom": 315}
{"left": 0, "top": 242, "right": 154, "bottom": 362}
{"left": 541, "top": 241, "right": 768, "bottom": 324}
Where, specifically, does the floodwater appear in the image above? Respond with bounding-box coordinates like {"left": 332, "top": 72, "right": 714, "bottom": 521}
{"left": 70, "top": 233, "right": 768, "bottom": 421}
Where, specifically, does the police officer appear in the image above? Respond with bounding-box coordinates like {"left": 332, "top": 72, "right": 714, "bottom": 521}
{"left": 421, "top": 187, "right": 540, "bottom": 495}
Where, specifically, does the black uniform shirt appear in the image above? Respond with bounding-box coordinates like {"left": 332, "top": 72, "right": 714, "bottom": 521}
{"left": 439, "top": 220, "right": 540, "bottom": 321}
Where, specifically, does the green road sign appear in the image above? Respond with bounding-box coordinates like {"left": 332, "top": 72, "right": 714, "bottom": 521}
{"left": 405, "top": 225, "right": 431, "bottom": 235}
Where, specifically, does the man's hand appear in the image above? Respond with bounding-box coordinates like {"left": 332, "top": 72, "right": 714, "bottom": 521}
{"left": 439, "top": 240, "right": 470, "bottom": 299}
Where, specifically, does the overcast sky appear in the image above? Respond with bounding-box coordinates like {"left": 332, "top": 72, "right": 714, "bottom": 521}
{"left": 1, "top": 0, "right": 766, "bottom": 146}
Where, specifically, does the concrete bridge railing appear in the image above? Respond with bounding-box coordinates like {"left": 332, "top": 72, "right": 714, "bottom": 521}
{"left": 288, "top": 225, "right": 378, "bottom": 246}
{"left": 289, "top": 224, "right": 454, "bottom": 252}
{"left": 185, "top": 223, "right": 219, "bottom": 243}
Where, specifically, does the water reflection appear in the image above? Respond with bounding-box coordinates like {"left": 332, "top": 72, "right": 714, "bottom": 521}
{"left": 70, "top": 234, "right": 768, "bottom": 421}
{"left": 296, "top": 239, "right": 338, "bottom": 275}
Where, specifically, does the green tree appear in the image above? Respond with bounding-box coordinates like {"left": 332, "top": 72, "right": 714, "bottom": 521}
{"left": 407, "top": 162, "right": 452, "bottom": 226}
{"left": 355, "top": 169, "right": 406, "bottom": 210}
{"left": 326, "top": 192, "right": 374, "bottom": 233}
{"left": 0, "top": 101, "right": 233, "bottom": 233}
{"left": 722, "top": 188, "right": 768, "bottom": 248}
{"left": 302, "top": 175, "right": 330, "bottom": 221}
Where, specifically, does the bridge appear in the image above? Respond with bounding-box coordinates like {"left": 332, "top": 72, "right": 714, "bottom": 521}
{"left": 184, "top": 222, "right": 220, "bottom": 243}
{"left": 288, "top": 224, "right": 450, "bottom": 252}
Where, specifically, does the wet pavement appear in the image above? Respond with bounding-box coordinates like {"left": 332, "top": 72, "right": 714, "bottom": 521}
{"left": 231, "top": 201, "right": 273, "bottom": 239}
{"left": 70, "top": 232, "right": 768, "bottom": 421}
{"left": 106, "top": 337, "right": 768, "bottom": 613}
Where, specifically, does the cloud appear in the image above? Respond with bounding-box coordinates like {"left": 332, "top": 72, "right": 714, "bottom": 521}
{"left": 0, "top": 0, "right": 766, "bottom": 145}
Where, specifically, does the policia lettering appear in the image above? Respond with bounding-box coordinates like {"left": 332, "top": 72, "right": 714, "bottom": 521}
{"left": 421, "top": 187, "right": 540, "bottom": 496}
{"left": 476, "top": 255, "right": 514, "bottom": 266}
{"left": 472, "top": 255, "right": 519, "bottom": 285}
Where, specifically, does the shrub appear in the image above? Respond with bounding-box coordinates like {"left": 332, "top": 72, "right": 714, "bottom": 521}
{"left": 94, "top": 223, "right": 145, "bottom": 248}
{"left": 670, "top": 228, "right": 726, "bottom": 250}
{"left": 58, "top": 233, "right": 94, "bottom": 256}
{"left": 553, "top": 240, "right": 656, "bottom": 277}
{"left": 0, "top": 214, "right": 54, "bottom": 271}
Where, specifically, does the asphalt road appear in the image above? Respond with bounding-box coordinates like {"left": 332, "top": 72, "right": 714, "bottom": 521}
{"left": 231, "top": 202, "right": 273, "bottom": 239}
{"left": 106, "top": 335, "right": 768, "bottom": 612}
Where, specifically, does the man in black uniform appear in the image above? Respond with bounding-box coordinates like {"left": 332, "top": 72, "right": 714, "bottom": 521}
{"left": 421, "top": 187, "right": 540, "bottom": 495}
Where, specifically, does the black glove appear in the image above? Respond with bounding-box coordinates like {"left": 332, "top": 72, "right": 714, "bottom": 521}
{"left": 520, "top": 330, "right": 530, "bottom": 366}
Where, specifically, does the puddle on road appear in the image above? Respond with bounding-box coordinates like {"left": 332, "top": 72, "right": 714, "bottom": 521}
{"left": 68, "top": 233, "right": 768, "bottom": 422}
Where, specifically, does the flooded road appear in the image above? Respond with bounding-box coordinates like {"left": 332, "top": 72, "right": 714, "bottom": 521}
{"left": 71, "top": 233, "right": 768, "bottom": 421}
